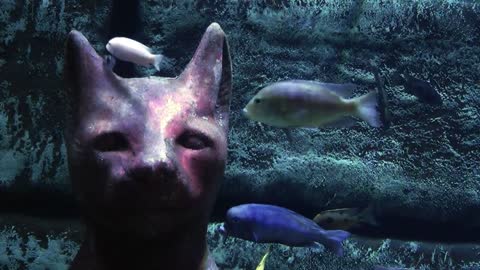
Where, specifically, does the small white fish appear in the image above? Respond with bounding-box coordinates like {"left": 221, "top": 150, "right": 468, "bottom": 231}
{"left": 106, "top": 37, "right": 173, "bottom": 71}
{"left": 243, "top": 80, "right": 382, "bottom": 128}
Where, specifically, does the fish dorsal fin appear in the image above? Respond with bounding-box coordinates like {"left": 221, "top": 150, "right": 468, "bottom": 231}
{"left": 305, "top": 242, "right": 324, "bottom": 250}
{"left": 289, "top": 80, "right": 357, "bottom": 98}
{"left": 140, "top": 42, "right": 152, "bottom": 53}
{"left": 127, "top": 37, "right": 152, "bottom": 53}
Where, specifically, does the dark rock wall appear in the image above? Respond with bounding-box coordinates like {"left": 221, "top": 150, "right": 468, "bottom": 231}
{"left": 0, "top": 0, "right": 479, "bottom": 268}
{"left": 0, "top": 0, "right": 107, "bottom": 206}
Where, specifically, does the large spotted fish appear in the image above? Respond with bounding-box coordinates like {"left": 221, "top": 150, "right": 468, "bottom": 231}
{"left": 243, "top": 80, "right": 382, "bottom": 128}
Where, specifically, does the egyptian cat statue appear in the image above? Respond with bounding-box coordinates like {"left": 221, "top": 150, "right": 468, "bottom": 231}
{"left": 63, "top": 23, "right": 231, "bottom": 270}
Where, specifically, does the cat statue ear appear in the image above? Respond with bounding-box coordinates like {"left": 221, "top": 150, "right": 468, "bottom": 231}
{"left": 64, "top": 30, "right": 132, "bottom": 135}
{"left": 179, "top": 23, "right": 232, "bottom": 131}
{"left": 64, "top": 31, "right": 120, "bottom": 98}
{"left": 64, "top": 30, "right": 102, "bottom": 89}
{"left": 64, "top": 23, "right": 232, "bottom": 131}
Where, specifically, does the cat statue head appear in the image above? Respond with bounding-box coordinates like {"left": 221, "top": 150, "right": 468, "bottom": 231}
{"left": 64, "top": 23, "right": 231, "bottom": 240}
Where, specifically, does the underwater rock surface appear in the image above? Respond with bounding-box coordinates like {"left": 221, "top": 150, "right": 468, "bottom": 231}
{"left": 0, "top": 216, "right": 480, "bottom": 270}
{"left": 0, "top": 0, "right": 479, "bottom": 268}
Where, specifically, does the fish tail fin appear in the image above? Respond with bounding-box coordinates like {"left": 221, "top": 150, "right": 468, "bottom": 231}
{"left": 153, "top": 54, "right": 174, "bottom": 71}
{"left": 319, "top": 230, "right": 350, "bottom": 256}
{"left": 354, "top": 91, "right": 382, "bottom": 127}
{"left": 359, "top": 204, "right": 380, "bottom": 227}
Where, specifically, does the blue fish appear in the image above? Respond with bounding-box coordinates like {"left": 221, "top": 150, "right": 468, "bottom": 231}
{"left": 218, "top": 203, "right": 351, "bottom": 256}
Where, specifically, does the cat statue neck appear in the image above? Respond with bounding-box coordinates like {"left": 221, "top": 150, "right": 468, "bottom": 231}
{"left": 64, "top": 23, "right": 232, "bottom": 270}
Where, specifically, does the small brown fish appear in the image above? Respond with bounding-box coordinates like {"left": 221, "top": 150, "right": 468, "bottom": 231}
{"left": 313, "top": 205, "right": 378, "bottom": 231}
{"left": 243, "top": 80, "right": 382, "bottom": 128}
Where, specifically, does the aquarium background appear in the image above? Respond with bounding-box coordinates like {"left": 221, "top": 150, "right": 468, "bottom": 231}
{"left": 1, "top": 0, "right": 480, "bottom": 269}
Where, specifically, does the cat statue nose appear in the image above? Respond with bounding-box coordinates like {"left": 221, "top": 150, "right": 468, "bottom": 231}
{"left": 128, "top": 155, "right": 176, "bottom": 184}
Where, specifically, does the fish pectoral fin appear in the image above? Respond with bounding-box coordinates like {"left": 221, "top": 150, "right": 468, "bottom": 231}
{"left": 253, "top": 231, "right": 260, "bottom": 242}
{"left": 282, "top": 128, "right": 295, "bottom": 146}
{"left": 320, "top": 117, "right": 357, "bottom": 129}
{"left": 305, "top": 242, "right": 324, "bottom": 251}
{"left": 290, "top": 108, "right": 309, "bottom": 122}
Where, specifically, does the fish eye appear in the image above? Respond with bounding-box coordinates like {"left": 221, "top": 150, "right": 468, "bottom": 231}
{"left": 231, "top": 217, "right": 240, "bottom": 223}
{"left": 254, "top": 98, "right": 261, "bottom": 104}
